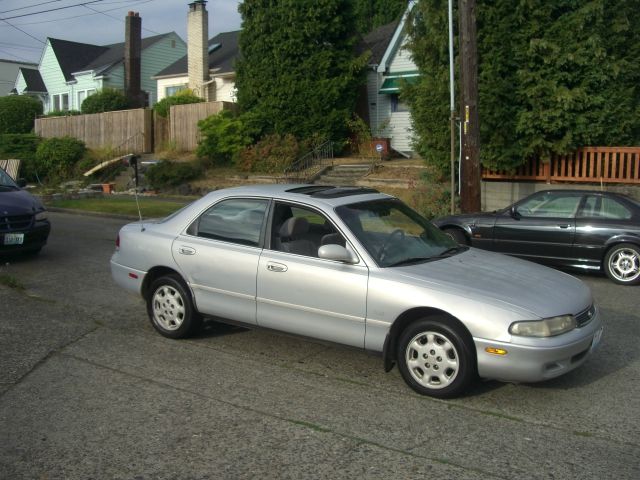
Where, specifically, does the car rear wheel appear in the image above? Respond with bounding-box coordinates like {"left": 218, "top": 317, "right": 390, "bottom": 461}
{"left": 443, "top": 228, "right": 469, "bottom": 245}
{"left": 146, "top": 274, "right": 202, "bottom": 338}
{"left": 397, "top": 317, "right": 476, "bottom": 398}
{"left": 604, "top": 243, "right": 640, "bottom": 285}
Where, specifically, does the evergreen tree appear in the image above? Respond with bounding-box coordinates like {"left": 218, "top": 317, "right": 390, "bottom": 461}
{"left": 353, "top": 0, "right": 408, "bottom": 34}
{"left": 405, "top": 0, "right": 640, "bottom": 172}
{"left": 236, "top": 0, "right": 368, "bottom": 143}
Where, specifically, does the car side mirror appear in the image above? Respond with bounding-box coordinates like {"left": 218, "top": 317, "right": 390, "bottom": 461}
{"left": 318, "top": 244, "right": 358, "bottom": 264}
{"left": 16, "top": 178, "right": 27, "bottom": 188}
{"left": 510, "top": 205, "right": 521, "bottom": 219}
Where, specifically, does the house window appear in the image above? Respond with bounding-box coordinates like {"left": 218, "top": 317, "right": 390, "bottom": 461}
{"left": 390, "top": 94, "right": 409, "bottom": 113}
{"left": 52, "top": 93, "right": 70, "bottom": 112}
{"left": 165, "top": 85, "right": 187, "bottom": 97}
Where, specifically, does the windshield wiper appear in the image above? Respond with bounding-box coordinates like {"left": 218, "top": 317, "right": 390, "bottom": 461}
{"left": 386, "top": 257, "right": 432, "bottom": 267}
{"left": 434, "top": 246, "right": 469, "bottom": 258}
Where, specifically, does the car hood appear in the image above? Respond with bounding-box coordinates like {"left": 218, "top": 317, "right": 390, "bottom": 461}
{"left": 391, "top": 248, "right": 591, "bottom": 319}
{"left": 0, "top": 188, "right": 44, "bottom": 215}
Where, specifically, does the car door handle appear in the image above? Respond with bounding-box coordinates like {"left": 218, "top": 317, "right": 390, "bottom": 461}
{"left": 266, "top": 262, "right": 288, "bottom": 272}
{"left": 557, "top": 224, "right": 571, "bottom": 229}
{"left": 178, "top": 246, "right": 196, "bottom": 255}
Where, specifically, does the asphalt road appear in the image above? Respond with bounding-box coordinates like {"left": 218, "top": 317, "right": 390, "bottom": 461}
{"left": 1, "top": 211, "right": 639, "bottom": 479}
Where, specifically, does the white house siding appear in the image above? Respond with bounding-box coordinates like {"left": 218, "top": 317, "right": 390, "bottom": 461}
{"left": 214, "top": 76, "right": 236, "bottom": 102}
{"left": 156, "top": 76, "right": 188, "bottom": 101}
{"left": 71, "top": 72, "right": 101, "bottom": 110}
{"left": 14, "top": 71, "right": 27, "bottom": 94}
{"left": 388, "top": 112, "right": 413, "bottom": 151}
{"left": 39, "top": 41, "right": 70, "bottom": 113}
{"left": 388, "top": 35, "right": 415, "bottom": 74}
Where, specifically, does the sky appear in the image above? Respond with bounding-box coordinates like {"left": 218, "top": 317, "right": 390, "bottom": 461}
{"left": 0, "top": 0, "right": 243, "bottom": 64}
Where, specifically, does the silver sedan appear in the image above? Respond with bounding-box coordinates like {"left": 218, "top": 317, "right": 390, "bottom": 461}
{"left": 110, "top": 185, "right": 603, "bottom": 398}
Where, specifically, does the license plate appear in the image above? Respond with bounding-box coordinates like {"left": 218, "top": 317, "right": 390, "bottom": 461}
{"left": 591, "top": 326, "right": 603, "bottom": 351}
{"left": 3, "top": 233, "right": 24, "bottom": 245}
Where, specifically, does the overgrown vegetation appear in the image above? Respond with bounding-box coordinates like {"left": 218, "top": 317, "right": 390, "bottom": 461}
{"left": 153, "top": 89, "right": 203, "bottom": 118}
{"left": 34, "top": 137, "right": 86, "bottom": 181}
{"left": 236, "top": 0, "right": 368, "bottom": 144}
{"left": 237, "top": 133, "right": 301, "bottom": 173}
{"left": 0, "top": 134, "right": 41, "bottom": 181}
{"left": 145, "top": 160, "right": 202, "bottom": 190}
{"left": 196, "top": 111, "right": 253, "bottom": 166}
{"left": 81, "top": 88, "right": 129, "bottom": 114}
{"left": 44, "top": 110, "right": 82, "bottom": 117}
{"left": 353, "top": 0, "right": 408, "bottom": 34}
{"left": 405, "top": 0, "right": 640, "bottom": 173}
{"left": 0, "top": 96, "right": 43, "bottom": 134}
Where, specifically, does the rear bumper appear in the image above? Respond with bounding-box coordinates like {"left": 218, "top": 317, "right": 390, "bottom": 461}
{"left": 110, "top": 258, "right": 146, "bottom": 296}
{"left": 475, "top": 314, "right": 603, "bottom": 383}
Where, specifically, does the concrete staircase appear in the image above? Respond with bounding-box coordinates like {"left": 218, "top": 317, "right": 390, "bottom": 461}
{"left": 314, "top": 164, "right": 371, "bottom": 186}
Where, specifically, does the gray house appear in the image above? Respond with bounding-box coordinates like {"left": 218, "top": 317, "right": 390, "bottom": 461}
{"left": 0, "top": 59, "right": 37, "bottom": 97}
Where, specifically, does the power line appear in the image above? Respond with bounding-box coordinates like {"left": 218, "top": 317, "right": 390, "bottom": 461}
{"left": 83, "top": 2, "right": 159, "bottom": 35}
{"left": 0, "top": 0, "right": 65, "bottom": 15}
{"left": 1, "top": 18, "right": 45, "bottom": 44}
{"left": 0, "top": 0, "right": 104, "bottom": 21}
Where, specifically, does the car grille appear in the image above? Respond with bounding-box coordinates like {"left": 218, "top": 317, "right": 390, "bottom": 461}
{"left": 0, "top": 214, "right": 33, "bottom": 232}
{"left": 575, "top": 304, "right": 596, "bottom": 328}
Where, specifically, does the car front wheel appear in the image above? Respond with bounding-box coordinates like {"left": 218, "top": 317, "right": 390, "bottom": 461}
{"left": 604, "top": 243, "right": 640, "bottom": 285}
{"left": 397, "top": 317, "right": 476, "bottom": 398}
{"left": 146, "top": 274, "right": 202, "bottom": 338}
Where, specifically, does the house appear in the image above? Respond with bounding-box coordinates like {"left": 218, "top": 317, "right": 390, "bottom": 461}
{"left": 13, "top": 67, "right": 47, "bottom": 106}
{"left": 154, "top": 1, "right": 240, "bottom": 103}
{"left": 0, "top": 59, "right": 37, "bottom": 97}
{"left": 13, "top": 13, "right": 186, "bottom": 114}
{"left": 361, "top": 2, "right": 419, "bottom": 157}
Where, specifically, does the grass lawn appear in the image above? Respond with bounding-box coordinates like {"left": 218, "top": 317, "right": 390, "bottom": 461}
{"left": 45, "top": 195, "right": 192, "bottom": 218}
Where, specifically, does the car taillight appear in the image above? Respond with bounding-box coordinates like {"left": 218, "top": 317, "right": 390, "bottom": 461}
{"left": 115, "top": 233, "right": 120, "bottom": 250}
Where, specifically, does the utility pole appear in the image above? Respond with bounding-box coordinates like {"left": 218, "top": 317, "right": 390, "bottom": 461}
{"left": 458, "top": 0, "right": 481, "bottom": 213}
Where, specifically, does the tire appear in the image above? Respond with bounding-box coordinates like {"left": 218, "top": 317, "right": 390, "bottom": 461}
{"left": 397, "top": 317, "right": 476, "bottom": 399}
{"left": 443, "top": 228, "right": 469, "bottom": 245}
{"left": 146, "top": 274, "right": 202, "bottom": 338}
{"left": 604, "top": 243, "right": 640, "bottom": 285}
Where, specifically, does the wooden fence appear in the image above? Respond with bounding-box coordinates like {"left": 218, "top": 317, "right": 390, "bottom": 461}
{"left": 35, "top": 109, "right": 153, "bottom": 154}
{"left": 169, "top": 101, "right": 235, "bottom": 151}
{"left": 482, "top": 147, "right": 640, "bottom": 184}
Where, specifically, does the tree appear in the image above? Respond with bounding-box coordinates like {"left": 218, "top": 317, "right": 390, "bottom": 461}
{"left": 0, "top": 96, "right": 43, "bottom": 134}
{"left": 353, "top": 0, "right": 408, "bottom": 34}
{"left": 405, "top": 0, "right": 640, "bottom": 172}
{"left": 235, "top": 0, "right": 368, "bottom": 144}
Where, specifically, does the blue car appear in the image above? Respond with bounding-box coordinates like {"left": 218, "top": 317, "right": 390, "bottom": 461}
{"left": 0, "top": 167, "right": 50, "bottom": 255}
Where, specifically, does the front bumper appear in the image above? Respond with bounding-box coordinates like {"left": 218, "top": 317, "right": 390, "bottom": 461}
{"left": 475, "top": 312, "right": 603, "bottom": 383}
{"left": 0, "top": 222, "right": 51, "bottom": 254}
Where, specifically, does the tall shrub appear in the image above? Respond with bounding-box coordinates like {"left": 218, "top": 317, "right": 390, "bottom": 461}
{"left": 81, "top": 88, "right": 129, "bottom": 114}
{"left": 34, "top": 137, "right": 86, "bottom": 181}
{"left": 0, "top": 96, "right": 43, "bottom": 134}
{"left": 153, "top": 89, "right": 203, "bottom": 118}
{"left": 196, "top": 111, "right": 253, "bottom": 166}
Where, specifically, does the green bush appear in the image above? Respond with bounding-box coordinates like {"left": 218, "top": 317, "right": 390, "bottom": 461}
{"left": 81, "top": 88, "right": 129, "bottom": 114}
{"left": 0, "top": 134, "right": 41, "bottom": 181}
{"left": 153, "top": 89, "right": 203, "bottom": 118}
{"left": 237, "top": 134, "right": 301, "bottom": 173}
{"left": 145, "top": 160, "right": 202, "bottom": 190}
{"left": 35, "top": 136, "right": 86, "bottom": 181}
{"left": 0, "top": 96, "right": 43, "bottom": 134}
{"left": 44, "top": 110, "right": 82, "bottom": 117}
{"left": 197, "top": 110, "right": 252, "bottom": 166}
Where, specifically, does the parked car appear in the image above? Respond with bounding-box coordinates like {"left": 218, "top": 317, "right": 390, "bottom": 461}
{"left": 435, "top": 189, "right": 640, "bottom": 285}
{"left": 111, "top": 185, "right": 603, "bottom": 398}
{"left": 0, "top": 167, "right": 50, "bottom": 255}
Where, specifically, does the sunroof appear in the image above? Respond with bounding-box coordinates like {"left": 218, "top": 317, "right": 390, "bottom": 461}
{"left": 286, "top": 186, "right": 380, "bottom": 198}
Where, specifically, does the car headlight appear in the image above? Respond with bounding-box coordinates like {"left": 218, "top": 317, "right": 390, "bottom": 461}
{"left": 35, "top": 210, "right": 48, "bottom": 222}
{"left": 509, "top": 315, "right": 576, "bottom": 337}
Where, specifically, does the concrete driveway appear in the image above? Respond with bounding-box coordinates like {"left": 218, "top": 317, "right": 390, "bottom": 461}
{"left": 1, "top": 212, "right": 639, "bottom": 479}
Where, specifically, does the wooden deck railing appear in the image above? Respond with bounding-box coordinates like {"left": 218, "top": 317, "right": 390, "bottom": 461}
{"left": 482, "top": 147, "right": 640, "bottom": 184}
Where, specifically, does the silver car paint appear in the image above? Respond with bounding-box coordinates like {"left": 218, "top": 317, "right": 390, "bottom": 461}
{"left": 111, "top": 185, "right": 602, "bottom": 384}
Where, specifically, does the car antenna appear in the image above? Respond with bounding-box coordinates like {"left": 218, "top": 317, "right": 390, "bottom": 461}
{"left": 125, "top": 154, "right": 145, "bottom": 230}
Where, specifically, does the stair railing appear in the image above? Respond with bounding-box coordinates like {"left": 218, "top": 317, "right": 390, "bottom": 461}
{"left": 282, "top": 140, "right": 333, "bottom": 183}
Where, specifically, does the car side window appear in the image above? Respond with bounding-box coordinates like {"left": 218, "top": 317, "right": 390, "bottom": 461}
{"left": 188, "top": 198, "right": 268, "bottom": 247}
{"left": 580, "top": 196, "right": 632, "bottom": 220}
{"left": 516, "top": 193, "right": 581, "bottom": 218}
{"left": 270, "top": 203, "right": 345, "bottom": 257}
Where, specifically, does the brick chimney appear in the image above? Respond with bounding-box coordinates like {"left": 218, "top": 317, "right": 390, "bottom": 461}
{"left": 188, "top": 1, "right": 210, "bottom": 100}
{"left": 124, "top": 11, "right": 143, "bottom": 107}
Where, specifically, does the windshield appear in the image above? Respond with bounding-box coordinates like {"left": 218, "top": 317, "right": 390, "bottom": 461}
{"left": 0, "top": 168, "right": 19, "bottom": 191}
{"left": 336, "top": 199, "right": 464, "bottom": 267}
